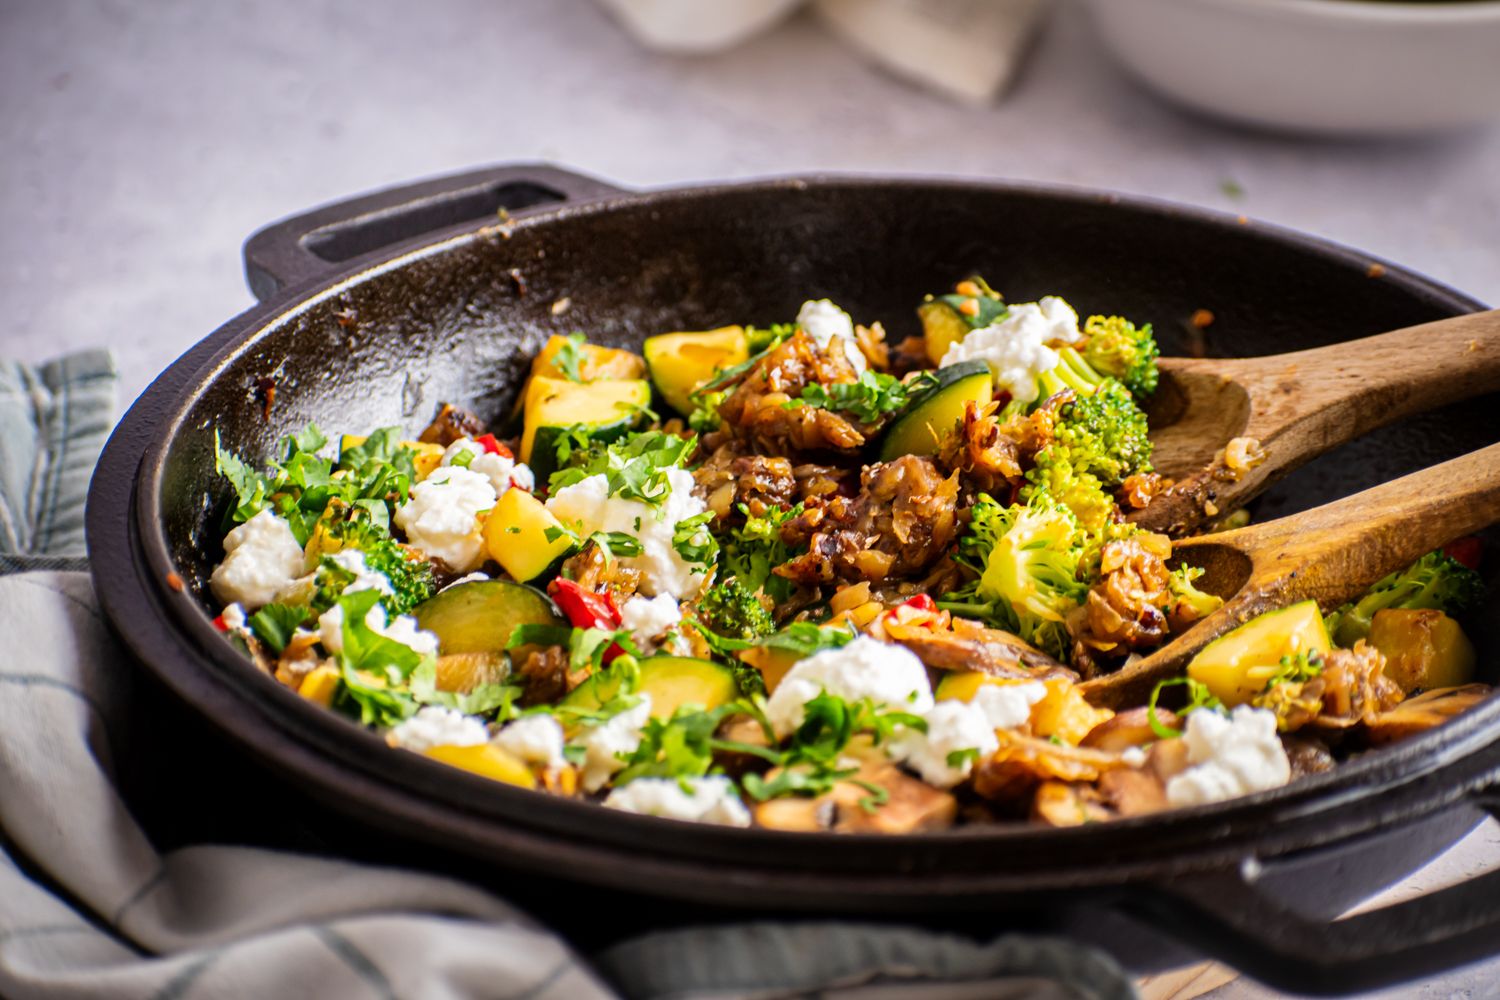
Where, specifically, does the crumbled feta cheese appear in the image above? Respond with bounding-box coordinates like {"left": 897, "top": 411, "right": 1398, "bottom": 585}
{"left": 440, "top": 571, "right": 491, "bottom": 592}
{"left": 209, "top": 509, "right": 307, "bottom": 609}
{"left": 1165, "top": 706, "right": 1291, "bottom": 807}
{"left": 388, "top": 706, "right": 489, "bottom": 752}
{"left": 492, "top": 714, "right": 567, "bottom": 771}
{"left": 221, "top": 602, "right": 248, "bottom": 633}
{"left": 441, "top": 438, "right": 535, "bottom": 497}
{"left": 888, "top": 682, "right": 1045, "bottom": 788}
{"left": 619, "top": 593, "right": 682, "bottom": 648}
{"left": 325, "top": 549, "right": 394, "bottom": 596}
{"left": 939, "top": 296, "right": 1083, "bottom": 405}
{"left": 765, "top": 636, "right": 934, "bottom": 738}
{"left": 317, "top": 601, "right": 440, "bottom": 659}
{"left": 604, "top": 775, "right": 752, "bottom": 827}
{"left": 576, "top": 695, "right": 653, "bottom": 793}
{"left": 545, "top": 469, "right": 709, "bottom": 600}
{"left": 797, "top": 298, "right": 867, "bottom": 373}
{"left": 1121, "top": 745, "right": 1149, "bottom": 768}
{"left": 394, "top": 465, "right": 496, "bottom": 572}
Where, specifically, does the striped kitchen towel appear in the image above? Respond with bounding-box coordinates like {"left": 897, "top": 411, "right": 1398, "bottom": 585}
{"left": 0, "top": 350, "right": 1135, "bottom": 1000}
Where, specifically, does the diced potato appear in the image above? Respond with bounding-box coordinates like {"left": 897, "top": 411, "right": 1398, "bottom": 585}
{"left": 423, "top": 744, "right": 536, "bottom": 789}
{"left": 1187, "top": 600, "right": 1332, "bottom": 706}
{"left": 298, "top": 665, "right": 341, "bottom": 707}
{"left": 1367, "top": 608, "right": 1476, "bottom": 694}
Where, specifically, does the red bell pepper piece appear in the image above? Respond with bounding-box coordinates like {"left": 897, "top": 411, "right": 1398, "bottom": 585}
{"left": 211, "top": 615, "right": 229, "bottom": 632}
{"left": 1443, "top": 536, "right": 1483, "bottom": 571}
{"left": 547, "top": 579, "right": 622, "bottom": 630}
{"left": 900, "top": 594, "right": 938, "bottom": 614}
{"left": 473, "top": 433, "right": 513, "bottom": 459}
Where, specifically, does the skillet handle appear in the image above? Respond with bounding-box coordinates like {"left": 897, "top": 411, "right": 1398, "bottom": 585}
{"left": 242, "top": 163, "right": 628, "bottom": 301}
{"left": 1141, "top": 788, "right": 1500, "bottom": 994}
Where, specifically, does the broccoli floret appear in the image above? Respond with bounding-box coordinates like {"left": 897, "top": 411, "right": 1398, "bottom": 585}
{"left": 721, "top": 502, "right": 804, "bottom": 603}
{"left": 1080, "top": 315, "right": 1160, "bottom": 400}
{"left": 1021, "top": 447, "right": 1117, "bottom": 535}
{"left": 1048, "top": 379, "right": 1153, "bottom": 489}
{"left": 942, "top": 493, "right": 1088, "bottom": 662}
{"left": 1166, "top": 563, "right": 1225, "bottom": 622}
{"left": 313, "top": 517, "right": 436, "bottom": 616}
{"left": 1034, "top": 346, "right": 1109, "bottom": 401}
{"left": 697, "top": 578, "right": 775, "bottom": 642}
{"left": 1325, "top": 550, "right": 1484, "bottom": 647}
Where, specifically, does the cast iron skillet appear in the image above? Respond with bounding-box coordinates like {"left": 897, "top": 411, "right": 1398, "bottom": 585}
{"left": 88, "top": 164, "right": 1500, "bottom": 994}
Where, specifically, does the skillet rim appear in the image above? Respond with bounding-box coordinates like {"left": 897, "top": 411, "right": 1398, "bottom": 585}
{"left": 102, "top": 172, "right": 1500, "bottom": 882}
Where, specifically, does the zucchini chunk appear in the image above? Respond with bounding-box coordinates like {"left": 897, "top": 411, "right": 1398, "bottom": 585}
{"left": 877, "top": 360, "right": 991, "bottom": 461}
{"left": 520, "top": 376, "right": 652, "bottom": 480}
{"left": 483, "top": 487, "right": 577, "bottom": 583}
{"left": 918, "top": 300, "right": 972, "bottom": 367}
{"left": 1187, "top": 600, "right": 1332, "bottom": 706}
{"left": 1367, "top": 608, "right": 1476, "bottom": 694}
{"left": 413, "top": 580, "right": 564, "bottom": 655}
{"left": 643, "top": 326, "right": 749, "bottom": 417}
{"left": 531, "top": 334, "right": 646, "bottom": 382}
{"left": 564, "top": 656, "right": 738, "bottom": 720}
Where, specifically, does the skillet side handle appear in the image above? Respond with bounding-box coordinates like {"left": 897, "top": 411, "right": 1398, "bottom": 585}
{"left": 1140, "top": 790, "right": 1500, "bottom": 995}
{"left": 242, "top": 163, "right": 628, "bottom": 301}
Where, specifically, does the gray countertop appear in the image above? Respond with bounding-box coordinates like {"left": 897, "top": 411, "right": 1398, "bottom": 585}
{"left": 3, "top": 1, "right": 1498, "bottom": 995}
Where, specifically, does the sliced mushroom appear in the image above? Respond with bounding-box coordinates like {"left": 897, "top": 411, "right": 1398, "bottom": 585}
{"left": 1032, "top": 781, "right": 1114, "bottom": 827}
{"left": 896, "top": 618, "right": 1077, "bottom": 682}
{"left": 752, "top": 750, "right": 957, "bottom": 834}
{"left": 973, "top": 731, "right": 1129, "bottom": 804}
{"left": 1080, "top": 706, "right": 1181, "bottom": 752}
{"left": 1364, "top": 684, "right": 1492, "bottom": 745}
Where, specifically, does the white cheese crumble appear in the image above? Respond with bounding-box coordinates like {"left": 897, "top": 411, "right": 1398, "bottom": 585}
{"left": 317, "top": 601, "right": 440, "bottom": 659}
{"left": 765, "top": 636, "right": 934, "bottom": 738}
{"left": 1165, "top": 706, "right": 1291, "bottom": 807}
{"left": 324, "top": 549, "right": 394, "bottom": 596}
{"left": 889, "top": 682, "right": 1046, "bottom": 788}
{"left": 388, "top": 706, "right": 489, "bottom": 752}
{"left": 575, "top": 695, "right": 654, "bottom": 793}
{"left": 797, "top": 298, "right": 867, "bottom": 373}
{"left": 393, "top": 465, "right": 496, "bottom": 572}
{"left": 209, "top": 509, "right": 308, "bottom": 609}
{"left": 604, "top": 775, "right": 752, "bottom": 827}
{"left": 619, "top": 593, "right": 682, "bottom": 649}
{"left": 545, "top": 469, "right": 710, "bottom": 600}
{"left": 441, "top": 438, "right": 535, "bottom": 497}
{"left": 492, "top": 714, "right": 567, "bottom": 771}
{"left": 939, "top": 296, "right": 1083, "bottom": 405}
{"left": 220, "top": 602, "right": 248, "bottom": 633}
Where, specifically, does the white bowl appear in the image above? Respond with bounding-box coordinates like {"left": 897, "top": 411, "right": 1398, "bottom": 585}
{"left": 1083, "top": 0, "right": 1500, "bottom": 135}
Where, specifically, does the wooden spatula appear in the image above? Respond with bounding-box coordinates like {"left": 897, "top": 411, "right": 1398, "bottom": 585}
{"left": 1133, "top": 310, "right": 1500, "bottom": 536}
{"left": 1082, "top": 441, "right": 1500, "bottom": 708}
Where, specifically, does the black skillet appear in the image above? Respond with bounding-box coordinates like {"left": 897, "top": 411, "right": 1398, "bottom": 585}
{"left": 87, "top": 164, "right": 1500, "bottom": 993}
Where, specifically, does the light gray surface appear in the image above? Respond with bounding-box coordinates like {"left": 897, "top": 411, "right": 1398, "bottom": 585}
{"left": 2, "top": 0, "right": 1498, "bottom": 995}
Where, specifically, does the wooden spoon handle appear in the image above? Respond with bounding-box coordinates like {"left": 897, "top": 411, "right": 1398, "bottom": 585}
{"left": 1086, "top": 441, "right": 1500, "bottom": 707}
{"left": 1135, "top": 309, "right": 1500, "bottom": 535}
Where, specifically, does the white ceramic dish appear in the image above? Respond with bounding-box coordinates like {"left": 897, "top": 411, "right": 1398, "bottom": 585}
{"left": 1083, "top": 0, "right": 1500, "bottom": 135}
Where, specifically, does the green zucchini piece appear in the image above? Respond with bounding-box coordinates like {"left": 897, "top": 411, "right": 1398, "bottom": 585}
{"left": 521, "top": 376, "right": 652, "bottom": 483}
{"left": 643, "top": 326, "right": 749, "bottom": 417}
{"left": 877, "top": 360, "right": 992, "bottom": 461}
{"left": 563, "top": 656, "right": 739, "bottom": 720}
{"left": 413, "top": 580, "right": 564, "bottom": 655}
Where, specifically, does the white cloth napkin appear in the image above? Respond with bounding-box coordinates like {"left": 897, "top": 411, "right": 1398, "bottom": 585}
{"left": 596, "top": 0, "right": 1051, "bottom": 103}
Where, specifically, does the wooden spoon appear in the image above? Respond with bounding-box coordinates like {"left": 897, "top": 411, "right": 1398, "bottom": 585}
{"left": 1133, "top": 309, "right": 1500, "bottom": 536}
{"left": 1082, "top": 441, "right": 1500, "bottom": 709}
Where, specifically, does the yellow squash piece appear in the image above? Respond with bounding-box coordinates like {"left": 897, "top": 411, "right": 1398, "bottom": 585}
{"left": 483, "top": 487, "right": 577, "bottom": 582}
{"left": 297, "top": 665, "right": 341, "bottom": 707}
{"left": 1187, "top": 600, "right": 1333, "bottom": 706}
{"left": 919, "top": 301, "right": 970, "bottom": 367}
{"left": 563, "top": 656, "right": 739, "bottom": 720}
{"left": 520, "top": 375, "right": 652, "bottom": 471}
{"left": 531, "top": 334, "right": 646, "bottom": 382}
{"left": 1367, "top": 608, "right": 1476, "bottom": 694}
{"left": 423, "top": 744, "right": 537, "bottom": 788}
{"left": 642, "top": 326, "right": 749, "bottom": 417}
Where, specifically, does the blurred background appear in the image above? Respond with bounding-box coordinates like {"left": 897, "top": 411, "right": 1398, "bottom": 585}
{"left": 2, "top": 0, "right": 1497, "bottom": 408}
